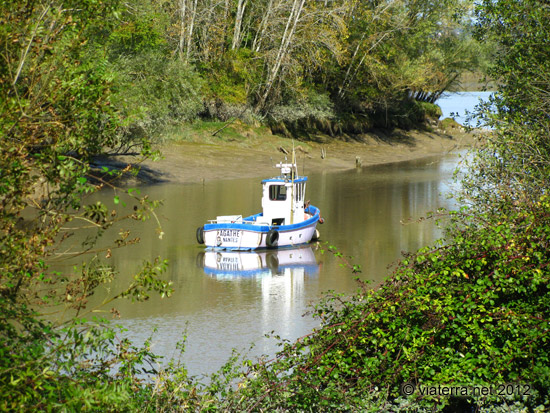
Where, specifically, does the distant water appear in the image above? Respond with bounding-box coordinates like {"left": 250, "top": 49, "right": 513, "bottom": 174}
{"left": 436, "top": 91, "right": 494, "bottom": 127}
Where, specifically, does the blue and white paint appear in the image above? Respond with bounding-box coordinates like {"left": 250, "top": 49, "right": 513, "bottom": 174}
{"left": 197, "top": 161, "right": 323, "bottom": 250}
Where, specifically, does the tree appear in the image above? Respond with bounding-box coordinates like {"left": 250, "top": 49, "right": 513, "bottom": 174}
{"left": 0, "top": 1, "right": 171, "bottom": 408}
{"left": 124, "top": 0, "right": 480, "bottom": 129}
{"left": 330, "top": 0, "right": 477, "bottom": 124}
{"left": 466, "top": 0, "right": 550, "bottom": 208}
{"left": 107, "top": 0, "right": 204, "bottom": 142}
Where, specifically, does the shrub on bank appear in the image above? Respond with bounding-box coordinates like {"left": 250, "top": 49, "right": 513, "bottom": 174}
{"left": 6, "top": 194, "right": 548, "bottom": 411}
{"left": 184, "top": 198, "right": 550, "bottom": 412}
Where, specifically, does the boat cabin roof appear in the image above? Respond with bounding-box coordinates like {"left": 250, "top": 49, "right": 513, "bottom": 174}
{"left": 262, "top": 176, "right": 307, "bottom": 184}
{"left": 261, "top": 162, "right": 307, "bottom": 184}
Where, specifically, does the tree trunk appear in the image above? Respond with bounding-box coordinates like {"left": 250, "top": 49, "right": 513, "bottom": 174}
{"left": 257, "top": 0, "right": 305, "bottom": 110}
{"left": 185, "top": 0, "right": 198, "bottom": 62}
{"left": 220, "top": 0, "right": 231, "bottom": 54}
{"left": 337, "top": 32, "right": 366, "bottom": 99}
{"left": 231, "top": 0, "right": 248, "bottom": 50}
{"left": 252, "top": 0, "right": 274, "bottom": 52}
{"left": 177, "top": 0, "right": 187, "bottom": 60}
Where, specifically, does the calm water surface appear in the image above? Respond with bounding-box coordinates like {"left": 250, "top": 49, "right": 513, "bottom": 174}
{"left": 55, "top": 92, "right": 484, "bottom": 378}
{"left": 62, "top": 152, "right": 465, "bottom": 378}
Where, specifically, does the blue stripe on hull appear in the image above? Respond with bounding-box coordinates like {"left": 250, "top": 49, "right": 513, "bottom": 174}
{"left": 204, "top": 205, "right": 320, "bottom": 233}
{"left": 205, "top": 242, "right": 312, "bottom": 252}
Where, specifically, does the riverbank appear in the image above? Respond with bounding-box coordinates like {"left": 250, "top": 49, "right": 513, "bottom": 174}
{"left": 103, "top": 121, "right": 480, "bottom": 186}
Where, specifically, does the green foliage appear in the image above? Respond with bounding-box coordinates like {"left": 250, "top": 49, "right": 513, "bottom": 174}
{"left": 0, "top": 0, "right": 172, "bottom": 409}
{"left": 109, "top": 14, "right": 167, "bottom": 55}
{"left": 186, "top": 199, "right": 548, "bottom": 411}
{"left": 200, "top": 48, "right": 262, "bottom": 105}
{"left": 269, "top": 89, "right": 335, "bottom": 123}
{"left": 329, "top": 0, "right": 478, "bottom": 124}
{"left": 96, "top": 0, "right": 482, "bottom": 138}
{"left": 103, "top": 2, "right": 204, "bottom": 148}
{"left": 468, "top": 0, "right": 550, "bottom": 207}
{"left": 111, "top": 53, "right": 204, "bottom": 144}
{"left": 418, "top": 102, "right": 443, "bottom": 120}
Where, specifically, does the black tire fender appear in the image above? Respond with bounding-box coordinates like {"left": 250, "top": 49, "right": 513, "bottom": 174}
{"left": 311, "top": 228, "right": 321, "bottom": 241}
{"left": 196, "top": 226, "right": 205, "bottom": 244}
{"left": 266, "top": 229, "right": 279, "bottom": 248}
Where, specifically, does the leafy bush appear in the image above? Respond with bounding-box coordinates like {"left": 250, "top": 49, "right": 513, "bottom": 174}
{"left": 200, "top": 49, "right": 262, "bottom": 105}
{"left": 111, "top": 54, "right": 204, "bottom": 148}
{"left": 265, "top": 89, "right": 337, "bottom": 138}
{"left": 269, "top": 90, "right": 335, "bottom": 124}
{"left": 0, "top": 1, "right": 172, "bottom": 409}
{"left": 209, "top": 199, "right": 550, "bottom": 411}
{"left": 469, "top": 0, "right": 550, "bottom": 208}
{"left": 418, "top": 101, "right": 443, "bottom": 120}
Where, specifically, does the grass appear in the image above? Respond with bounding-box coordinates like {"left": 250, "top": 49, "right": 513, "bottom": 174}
{"left": 161, "top": 120, "right": 315, "bottom": 154}
{"left": 163, "top": 120, "right": 256, "bottom": 143}
{"left": 440, "top": 117, "right": 464, "bottom": 131}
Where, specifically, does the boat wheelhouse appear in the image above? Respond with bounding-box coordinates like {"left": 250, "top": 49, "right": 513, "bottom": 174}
{"left": 196, "top": 160, "right": 323, "bottom": 250}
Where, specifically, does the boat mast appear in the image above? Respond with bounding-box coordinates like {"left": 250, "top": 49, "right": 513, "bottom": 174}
{"left": 290, "top": 142, "right": 295, "bottom": 224}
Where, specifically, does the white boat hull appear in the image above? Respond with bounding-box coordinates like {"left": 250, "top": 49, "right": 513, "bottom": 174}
{"left": 201, "top": 206, "right": 321, "bottom": 250}
{"left": 203, "top": 222, "right": 317, "bottom": 250}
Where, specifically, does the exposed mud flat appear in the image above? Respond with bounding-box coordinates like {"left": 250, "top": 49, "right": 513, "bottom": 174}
{"left": 102, "top": 126, "right": 481, "bottom": 186}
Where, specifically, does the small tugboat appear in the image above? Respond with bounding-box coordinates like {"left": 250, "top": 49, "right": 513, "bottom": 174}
{"left": 196, "top": 157, "right": 323, "bottom": 250}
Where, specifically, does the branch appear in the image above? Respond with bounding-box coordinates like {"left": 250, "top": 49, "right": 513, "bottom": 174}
{"left": 13, "top": 2, "right": 52, "bottom": 86}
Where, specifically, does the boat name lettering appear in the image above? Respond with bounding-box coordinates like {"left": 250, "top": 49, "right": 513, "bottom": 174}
{"left": 218, "top": 229, "right": 241, "bottom": 237}
{"left": 217, "top": 229, "right": 241, "bottom": 244}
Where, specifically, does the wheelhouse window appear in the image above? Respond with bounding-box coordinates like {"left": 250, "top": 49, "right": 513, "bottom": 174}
{"left": 269, "top": 184, "right": 287, "bottom": 201}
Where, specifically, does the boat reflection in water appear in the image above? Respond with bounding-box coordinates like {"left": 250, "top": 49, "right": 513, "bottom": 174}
{"left": 191, "top": 245, "right": 320, "bottom": 375}
{"left": 197, "top": 245, "right": 319, "bottom": 280}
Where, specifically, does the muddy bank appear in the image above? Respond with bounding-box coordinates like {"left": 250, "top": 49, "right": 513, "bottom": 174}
{"left": 103, "top": 126, "right": 480, "bottom": 186}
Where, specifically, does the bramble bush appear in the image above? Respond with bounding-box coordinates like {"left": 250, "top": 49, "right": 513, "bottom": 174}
{"left": 183, "top": 197, "right": 545, "bottom": 412}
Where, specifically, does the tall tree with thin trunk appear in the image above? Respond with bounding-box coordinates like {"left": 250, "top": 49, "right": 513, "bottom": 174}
{"left": 257, "top": 0, "right": 306, "bottom": 110}
{"left": 231, "top": 0, "right": 248, "bottom": 50}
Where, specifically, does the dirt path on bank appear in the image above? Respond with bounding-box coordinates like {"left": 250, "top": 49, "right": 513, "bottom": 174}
{"left": 105, "top": 126, "right": 481, "bottom": 186}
